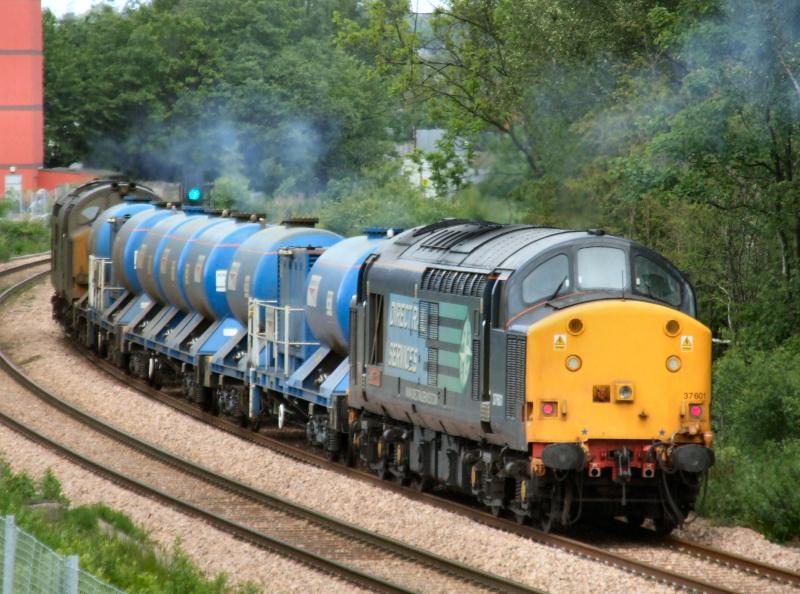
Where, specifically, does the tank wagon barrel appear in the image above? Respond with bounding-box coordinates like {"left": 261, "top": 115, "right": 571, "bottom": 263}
{"left": 55, "top": 180, "right": 715, "bottom": 532}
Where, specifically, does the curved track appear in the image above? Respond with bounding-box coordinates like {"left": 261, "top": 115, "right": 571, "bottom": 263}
{"left": 84, "top": 342, "right": 800, "bottom": 593}
{"left": 0, "top": 268, "right": 541, "bottom": 594}
{"left": 4, "top": 259, "right": 800, "bottom": 593}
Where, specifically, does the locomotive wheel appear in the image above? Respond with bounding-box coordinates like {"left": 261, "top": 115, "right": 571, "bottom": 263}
{"left": 490, "top": 505, "right": 503, "bottom": 518}
{"left": 540, "top": 501, "right": 555, "bottom": 532}
{"left": 412, "top": 476, "right": 433, "bottom": 492}
{"left": 654, "top": 514, "right": 679, "bottom": 535}
{"left": 343, "top": 430, "right": 358, "bottom": 467}
{"left": 626, "top": 513, "right": 646, "bottom": 528}
{"left": 394, "top": 472, "right": 411, "bottom": 487}
{"left": 540, "top": 484, "right": 561, "bottom": 532}
{"left": 249, "top": 417, "right": 262, "bottom": 433}
{"left": 376, "top": 462, "right": 390, "bottom": 480}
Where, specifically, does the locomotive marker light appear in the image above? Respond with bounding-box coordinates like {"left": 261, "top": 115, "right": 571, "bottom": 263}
{"left": 565, "top": 355, "right": 582, "bottom": 371}
{"left": 666, "top": 355, "right": 682, "bottom": 372}
{"left": 689, "top": 404, "right": 703, "bottom": 419}
{"left": 541, "top": 401, "right": 558, "bottom": 417}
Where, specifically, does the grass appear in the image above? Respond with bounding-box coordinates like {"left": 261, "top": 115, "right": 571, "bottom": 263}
{"left": 0, "top": 461, "right": 259, "bottom": 593}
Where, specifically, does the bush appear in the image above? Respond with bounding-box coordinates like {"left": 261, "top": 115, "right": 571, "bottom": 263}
{"left": 712, "top": 340, "right": 800, "bottom": 446}
{"left": 0, "top": 219, "right": 50, "bottom": 261}
{"left": 318, "top": 160, "right": 459, "bottom": 236}
{"left": 699, "top": 440, "right": 800, "bottom": 542}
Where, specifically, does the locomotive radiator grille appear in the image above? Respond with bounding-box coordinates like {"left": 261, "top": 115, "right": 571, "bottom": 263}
{"left": 505, "top": 334, "right": 526, "bottom": 419}
{"left": 471, "top": 339, "right": 481, "bottom": 401}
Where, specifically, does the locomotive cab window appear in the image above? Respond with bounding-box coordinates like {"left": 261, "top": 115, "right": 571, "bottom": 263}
{"left": 634, "top": 256, "right": 681, "bottom": 306}
{"left": 577, "top": 247, "right": 628, "bottom": 290}
{"left": 522, "top": 254, "right": 570, "bottom": 304}
{"left": 77, "top": 205, "right": 101, "bottom": 225}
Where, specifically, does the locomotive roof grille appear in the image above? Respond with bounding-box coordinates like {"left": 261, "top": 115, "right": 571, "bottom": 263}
{"left": 421, "top": 267, "right": 488, "bottom": 297}
{"left": 420, "top": 224, "right": 503, "bottom": 250}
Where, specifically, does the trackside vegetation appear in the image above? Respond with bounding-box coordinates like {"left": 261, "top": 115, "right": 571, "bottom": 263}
{"left": 38, "top": 0, "right": 800, "bottom": 541}
{"left": 0, "top": 461, "right": 257, "bottom": 593}
{"left": 0, "top": 201, "right": 50, "bottom": 262}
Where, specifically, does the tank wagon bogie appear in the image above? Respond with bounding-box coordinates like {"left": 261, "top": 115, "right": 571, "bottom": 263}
{"left": 53, "top": 181, "right": 715, "bottom": 533}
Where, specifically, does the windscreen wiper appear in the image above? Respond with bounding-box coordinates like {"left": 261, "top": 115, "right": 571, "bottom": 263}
{"left": 544, "top": 275, "right": 568, "bottom": 306}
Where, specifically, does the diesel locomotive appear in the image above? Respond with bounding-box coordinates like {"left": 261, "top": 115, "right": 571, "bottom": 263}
{"left": 51, "top": 180, "right": 714, "bottom": 532}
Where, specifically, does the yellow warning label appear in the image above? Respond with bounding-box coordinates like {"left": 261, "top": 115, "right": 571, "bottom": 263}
{"left": 680, "top": 335, "right": 694, "bottom": 352}
{"left": 553, "top": 334, "right": 567, "bottom": 351}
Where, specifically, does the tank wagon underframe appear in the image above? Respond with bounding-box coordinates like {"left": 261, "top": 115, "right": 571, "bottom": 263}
{"left": 51, "top": 183, "right": 715, "bottom": 532}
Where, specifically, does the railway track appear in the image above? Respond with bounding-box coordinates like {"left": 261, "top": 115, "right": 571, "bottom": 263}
{"left": 71, "top": 340, "right": 800, "bottom": 592}
{"left": 67, "top": 340, "right": 800, "bottom": 594}
{"left": 5, "top": 261, "right": 800, "bottom": 593}
{"left": 0, "top": 269, "right": 541, "bottom": 594}
{"left": 0, "top": 252, "right": 50, "bottom": 276}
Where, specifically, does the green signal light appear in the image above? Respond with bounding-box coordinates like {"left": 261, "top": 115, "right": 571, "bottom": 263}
{"left": 187, "top": 187, "right": 202, "bottom": 201}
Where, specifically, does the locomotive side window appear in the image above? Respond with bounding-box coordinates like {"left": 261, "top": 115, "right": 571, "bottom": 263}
{"left": 522, "top": 254, "right": 570, "bottom": 304}
{"left": 577, "top": 247, "right": 628, "bottom": 290}
{"left": 634, "top": 256, "right": 682, "bottom": 306}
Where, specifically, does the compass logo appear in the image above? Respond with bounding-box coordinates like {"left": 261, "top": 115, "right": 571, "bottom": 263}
{"left": 459, "top": 317, "right": 472, "bottom": 389}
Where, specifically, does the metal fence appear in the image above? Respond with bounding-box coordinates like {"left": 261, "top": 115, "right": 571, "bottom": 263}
{"left": 0, "top": 515, "right": 124, "bottom": 594}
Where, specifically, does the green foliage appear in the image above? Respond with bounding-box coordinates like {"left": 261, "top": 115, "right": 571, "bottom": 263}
{"left": 44, "top": 0, "right": 393, "bottom": 196}
{"left": 0, "top": 219, "right": 50, "bottom": 262}
{"left": 319, "top": 159, "right": 456, "bottom": 235}
{"left": 699, "top": 440, "right": 800, "bottom": 542}
{"left": 0, "top": 461, "right": 255, "bottom": 593}
{"left": 713, "top": 340, "right": 800, "bottom": 446}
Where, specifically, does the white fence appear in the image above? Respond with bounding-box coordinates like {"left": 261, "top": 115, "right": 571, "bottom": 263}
{"left": 0, "top": 515, "right": 124, "bottom": 594}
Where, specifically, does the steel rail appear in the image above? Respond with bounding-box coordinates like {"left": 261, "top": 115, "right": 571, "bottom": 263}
{"left": 0, "top": 270, "right": 543, "bottom": 594}
{"left": 0, "top": 253, "right": 50, "bottom": 276}
{"left": 663, "top": 535, "right": 800, "bottom": 586}
{"left": 8, "top": 250, "right": 50, "bottom": 261}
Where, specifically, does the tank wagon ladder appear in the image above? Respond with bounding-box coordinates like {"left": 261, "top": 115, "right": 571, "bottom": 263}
{"left": 248, "top": 297, "right": 319, "bottom": 377}
{"left": 87, "top": 255, "right": 123, "bottom": 312}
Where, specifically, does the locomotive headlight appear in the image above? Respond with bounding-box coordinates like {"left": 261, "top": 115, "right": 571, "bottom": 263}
{"left": 565, "top": 355, "right": 582, "bottom": 372}
{"left": 567, "top": 318, "right": 584, "bottom": 335}
{"left": 615, "top": 383, "right": 634, "bottom": 402}
{"left": 666, "top": 355, "right": 682, "bottom": 373}
{"left": 665, "top": 319, "right": 681, "bottom": 336}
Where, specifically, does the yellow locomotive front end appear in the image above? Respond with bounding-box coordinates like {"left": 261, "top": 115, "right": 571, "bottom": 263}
{"left": 525, "top": 300, "right": 714, "bottom": 529}
{"left": 527, "top": 300, "right": 712, "bottom": 445}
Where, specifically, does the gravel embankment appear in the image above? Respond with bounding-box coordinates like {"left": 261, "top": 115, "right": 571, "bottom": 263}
{"left": 5, "top": 281, "right": 800, "bottom": 592}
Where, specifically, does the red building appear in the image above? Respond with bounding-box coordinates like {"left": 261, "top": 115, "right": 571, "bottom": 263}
{"left": 0, "top": 0, "right": 96, "bottom": 206}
